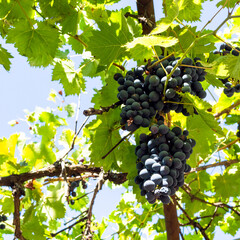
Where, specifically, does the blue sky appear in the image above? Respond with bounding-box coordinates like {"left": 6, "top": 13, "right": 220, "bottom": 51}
{"left": 0, "top": 0, "right": 240, "bottom": 239}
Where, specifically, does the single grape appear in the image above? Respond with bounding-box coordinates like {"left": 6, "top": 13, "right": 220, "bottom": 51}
{"left": 159, "top": 195, "right": 171, "bottom": 204}
{"left": 160, "top": 165, "right": 170, "bottom": 176}
{"left": 182, "top": 57, "right": 193, "bottom": 66}
{"left": 134, "top": 115, "right": 143, "bottom": 125}
{"left": 162, "top": 175, "right": 174, "bottom": 187}
{"left": 119, "top": 90, "right": 128, "bottom": 101}
{"left": 145, "top": 158, "right": 156, "bottom": 170}
{"left": 149, "top": 91, "right": 160, "bottom": 102}
{"left": 150, "top": 125, "right": 159, "bottom": 134}
{"left": 140, "top": 133, "right": 148, "bottom": 142}
{"left": 139, "top": 168, "right": 151, "bottom": 180}
{"left": 152, "top": 162, "right": 161, "bottom": 172}
{"left": 146, "top": 191, "right": 156, "bottom": 202}
{"left": 165, "top": 88, "right": 176, "bottom": 99}
{"left": 149, "top": 75, "right": 160, "bottom": 86}
{"left": 143, "top": 180, "right": 156, "bottom": 192}
{"left": 159, "top": 124, "right": 169, "bottom": 135}
{"left": 150, "top": 173, "right": 163, "bottom": 185}
{"left": 0, "top": 224, "right": 5, "bottom": 230}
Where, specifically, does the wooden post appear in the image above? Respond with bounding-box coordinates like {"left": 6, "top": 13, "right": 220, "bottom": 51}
{"left": 136, "top": 0, "right": 156, "bottom": 34}
{"left": 163, "top": 196, "right": 180, "bottom": 240}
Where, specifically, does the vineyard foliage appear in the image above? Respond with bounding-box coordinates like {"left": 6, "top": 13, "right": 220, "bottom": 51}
{"left": 0, "top": 0, "right": 240, "bottom": 239}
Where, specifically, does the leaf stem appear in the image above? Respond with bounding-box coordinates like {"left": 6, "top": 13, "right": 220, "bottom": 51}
{"left": 188, "top": 159, "right": 239, "bottom": 173}
{"left": 214, "top": 99, "right": 240, "bottom": 118}
{"left": 175, "top": 18, "right": 196, "bottom": 37}
{"left": 102, "top": 130, "right": 135, "bottom": 159}
{"left": 16, "top": 0, "right": 33, "bottom": 26}
{"left": 200, "top": 0, "right": 228, "bottom": 33}
{"left": 217, "top": 138, "right": 240, "bottom": 151}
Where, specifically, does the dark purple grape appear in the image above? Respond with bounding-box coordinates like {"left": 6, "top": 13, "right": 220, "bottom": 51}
{"left": 146, "top": 191, "right": 156, "bottom": 202}
{"left": 150, "top": 125, "right": 159, "bottom": 134}
{"left": 145, "top": 158, "right": 156, "bottom": 170}
{"left": 143, "top": 180, "right": 156, "bottom": 191}
{"left": 150, "top": 173, "right": 162, "bottom": 185}
{"left": 152, "top": 162, "right": 161, "bottom": 172}
{"left": 139, "top": 168, "right": 150, "bottom": 180}
{"left": 160, "top": 166, "right": 170, "bottom": 176}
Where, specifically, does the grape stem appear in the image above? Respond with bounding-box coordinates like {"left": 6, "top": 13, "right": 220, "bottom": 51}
{"left": 214, "top": 99, "right": 240, "bottom": 118}
{"left": 179, "top": 64, "right": 212, "bottom": 70}
{"left": 16, "top": 0, "right": 33, "bottom": 26}
{"left": 113, "top": 63, "right": 125, "bottom": 71}
{"left": 175, "top": 18, "right": 196, "bottom": 37}
{"left": 147, "top": 52, "right": 175, "bottom": 70}
{"left": 214, "top": 34, "right": 240, "bottom": 53}
{"left": 188, "top": 159, "right": 239, "bottom": 173}
{"left": 217, "top": 138, "right": 240, "bottom": 151}
{"left": 199, "top": 0, "right": 229, "bottom": 33}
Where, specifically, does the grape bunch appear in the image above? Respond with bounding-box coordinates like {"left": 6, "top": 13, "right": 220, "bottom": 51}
{"left": 114, "top": 69, "right": 156, "bottom": 131}
{"left": 0, "top": 214, "right": 7, "bottom": 230}
{"left": 237, "top": 122, "right": 240, "bottom": 138}
{"left": 214, "top": 43, "right": 240, "bottom": 56}
{"left": 114, "top": 55, "right": 207, "bottom": 132}
{"left": 144, "top": 55, "right": 207, "bottom": 116}
{"left": 220, "top": 77, "right": 240, "bottom": 97}
{"left": 69, "top": 180, "right": 80, "bottom": 198}
{"left": 214, "top": 44, "right": 240, "bottom": 97}
{"left": 69, "top": 179, "right": 87, "bottom": 205}
{"left": 134, "top": 120, "right": 195, "bottom": 204}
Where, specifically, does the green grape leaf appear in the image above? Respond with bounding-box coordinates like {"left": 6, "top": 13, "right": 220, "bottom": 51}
{"left": 59, "top": 129, "right": 74, "bottom": 148}
{"left": 64, "top": 103, "right": 76, "bottom": 117}
{"left": 165, "top": 0, "right": 202, "bottom": 22}
{"left": 220, "top": 215, "right": 240, "bottom": 236}
{"left": 0, "top": 196, "right": 14, "bottom": 214}
{"left": 61, "top": 9, "right": 80, "bottom": 35}
{"left": 128, "top": 44, "right": 153, "bottom": 62}
{"left": 223, "top": 54, "right": 240, "bottom": 80}
{"left": 91, "top": 68, "right": 119, "bottom": 109}
{"left": 181, "top": 92, "right": 224, "bottom": 135}
{"left": 151, "top": 1, "right": 179, "bottom": 34}
{"left": 125, "top": 35, "right": 178, "bottom": 49}
{"left": 22, "top": 215, "right": 46, "bottom": 240}
{"left": 39, "top": 112, "right": 67, "bottom": 126}
{"left": 209, "top": 54, "right": 240, "bottom": 79}
{"left": 6, "top": 20, "right": 59, "bottom": 67}
{"left": 37, "top": 123, "right": 56, "bottom": 144}
{"left": 52, "top": 60, "right": 86, "bottom": 96}
{"left": 212, "top": 92, "right": 240, "bottom": 116}
{"left": 0, "top": 0, "right": 34, "bottom": 20}
{"left": 216, "top": 0, "right": 239, "bottom": 8}
{"left": 0, "top": 44, "right": 13, "bottom": 71}
{"left": 225, "top": 114, "right": 240, "bottom": 125}
{"left": 81, "top": 59, "right": 100, "bottom": 78}
{"left": 87, "top": 109, "right": 129, "bottom": 171}
{"left": 177, "top": 93, "right": 222, "bottom": 165}
{"left": 204, "top": 72, "right": 224, "bottom": 88}
{"left": 68, "top": 37, "right": 84, "bottom": 54}
{"left": 87, "top": 12, "right": 133, "bottom": 66}
{"left": 212, "top": 170, "right": 240, "bottom": 198}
